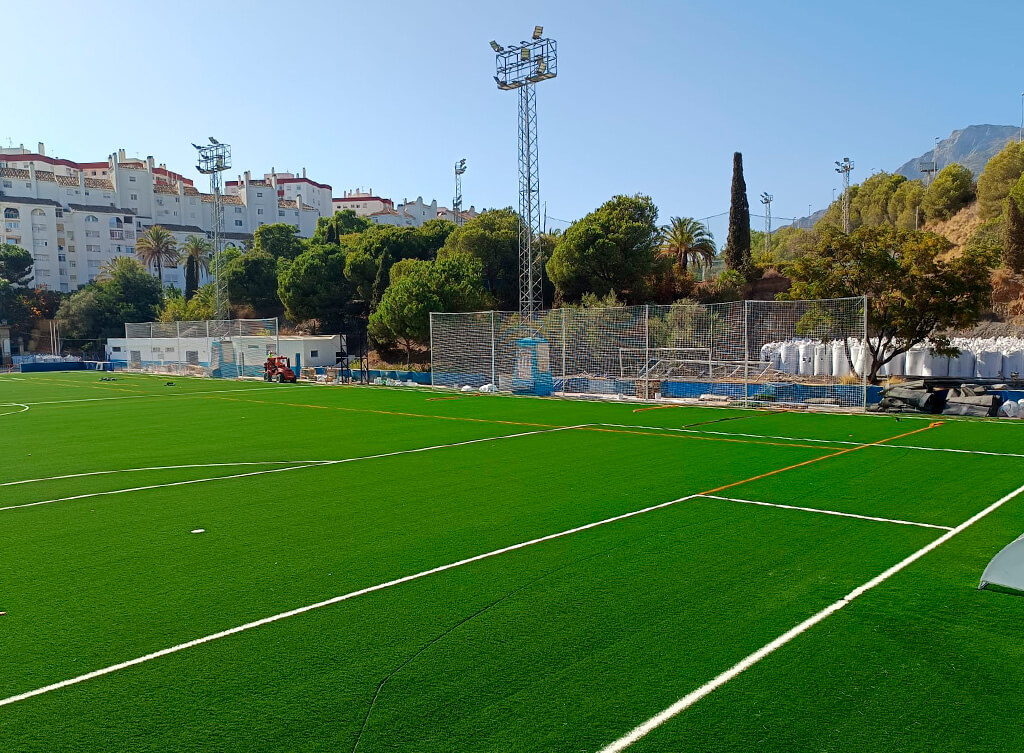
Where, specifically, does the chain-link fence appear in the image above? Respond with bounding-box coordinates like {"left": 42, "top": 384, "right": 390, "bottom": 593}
{"left": 110, "top": 319, "right": 280, "bottom": 378}
{"left": 431, "top": 297, "right": 868, "bottom": 409}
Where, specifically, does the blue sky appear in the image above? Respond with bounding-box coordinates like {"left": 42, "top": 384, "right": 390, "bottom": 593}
{"left": 4, "top": 0, "right": 1022, "bottom": 241}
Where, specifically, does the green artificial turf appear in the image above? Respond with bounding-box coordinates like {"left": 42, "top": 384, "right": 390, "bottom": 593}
{"left": 1, "top": 372, "right": 1023, "bottom": 752}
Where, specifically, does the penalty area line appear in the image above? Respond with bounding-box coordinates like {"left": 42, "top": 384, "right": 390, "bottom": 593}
{"left": 697, "top": 494, "right": 952, "bottom": 531}
{"left": 596, "top": 479, "right": 1024, "bottom": 753}
{"left": 0, "top": 424, "right": 584, "bottom": 513}
{"left": 0, "top": 423, "right": 924, "bottom": 707}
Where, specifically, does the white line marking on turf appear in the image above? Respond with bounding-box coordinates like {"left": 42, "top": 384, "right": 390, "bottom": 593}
{"left": 0, "top": 424, "right": 585, "bottom": 513}
{"left": 0, "top": 403, "right": 29, "bottom": 417}
{"left": 0, "top": 461, "right": 338, "bottom": 487}
{"left": 0, "top": 487, "right": 700, "bottom": 709}
{"left": 596, "top": 480, "right": 1024, "bottom": 753}
{"left": 595, "top": 423, "right": 1024, "bottom": 460}
{"left": 697, "top": 494, "right": 953, "bottom": 531}
{"left": 0, "top": 384, "right": 314, "bottom": 408}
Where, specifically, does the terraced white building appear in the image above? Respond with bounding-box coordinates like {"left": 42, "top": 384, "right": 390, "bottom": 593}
{"left": 0, "top": 143, "right": 332, "bottom": 292}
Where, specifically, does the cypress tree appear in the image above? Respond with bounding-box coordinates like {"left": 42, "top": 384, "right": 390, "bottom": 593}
{"left": 1005, "top": 197, "right": 1024, "bottom": 273}
{"left": 725, "top": 152, "right": 752, "bottom": 274}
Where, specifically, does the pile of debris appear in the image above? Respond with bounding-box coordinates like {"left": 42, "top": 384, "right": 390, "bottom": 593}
{"left": 872, "top": 380, "right": 1006, "bottom": 417}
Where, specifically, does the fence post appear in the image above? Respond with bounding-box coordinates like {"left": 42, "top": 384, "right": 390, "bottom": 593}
{"left": 490, "top": 311, "right": 496, "bottom": 386}
{"left": 743, "top": 300, "right": 750, "bottom": 408}
{"left": 862, "top": 295, "right": 869, "bottom": 411}
{"left": 644, "top": 304, "right": 650, "bottom": 400}
{"left": 429, "top": 313, "right": 435, "bottom": 387}
{"left": 561, "top": 308, "right": 567, "bottom": 390}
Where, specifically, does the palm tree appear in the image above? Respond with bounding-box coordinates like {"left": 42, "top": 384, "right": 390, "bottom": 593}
{"left": 181, "top": 235, "right": 212, "bottom": 301}
{"left": 135, "top": 226, "right": 179, "bottom": 284}
{"left": 95, "top": 256, "right": 146, "bottom": 282}
{"left": 659, "top": 217, "right": 716, "bottom": 273}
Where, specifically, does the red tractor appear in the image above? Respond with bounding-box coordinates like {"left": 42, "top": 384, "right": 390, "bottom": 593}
{"left": 263, "top": 355, "right": 297, "bottom": 383}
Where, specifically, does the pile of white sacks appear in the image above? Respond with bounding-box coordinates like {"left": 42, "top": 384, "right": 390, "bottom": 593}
{"left": 760, "top": 337, "right": 1024, "bottom": 379}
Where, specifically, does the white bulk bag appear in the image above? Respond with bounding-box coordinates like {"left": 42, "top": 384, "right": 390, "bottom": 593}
{"left": 779, "top": 342, "right": 799, "bottom": 374}
{"left": 976, "top": 350, "right": 1003, "bottom": 379}
{"left": 1004, "top": 351, "right": 1024, "bottom": 379}
{"left": 813, "top": 343, "right": 829, "bottom": 376}
{"left": 948, "top": 350, "right": 976, "bottom": 379}
{"left": 798, "top": 342, "right": 815, "bottom": 376}
{"left": 905, "top": 347, "right": 927, "bottom": 376}
{"left": 832, "top": 341, "right": 852, "bottom": 378}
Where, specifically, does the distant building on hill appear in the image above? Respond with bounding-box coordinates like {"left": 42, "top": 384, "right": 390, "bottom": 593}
{"left": 0, "top": 143, "right": 332, "bottom": 292}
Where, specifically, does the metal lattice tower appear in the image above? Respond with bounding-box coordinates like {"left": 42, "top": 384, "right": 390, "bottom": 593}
{"left": 834, "top": 157, "right": 854, "bottom": 233}
{"left": 194, "top": 138, "right": 232, "bottom": 318}
{"left": 492, "top": 27, "right": 557, "bottom": 324}
{"left": 760, "top": 192, "right": 773, "bottom": 255}
{"left": 453, "top": 158, "right": 467, "bottom": 225}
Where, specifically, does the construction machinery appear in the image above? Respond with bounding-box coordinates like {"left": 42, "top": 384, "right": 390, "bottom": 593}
{"left": 263, "top": 355, "right": 297, "bottom": 383}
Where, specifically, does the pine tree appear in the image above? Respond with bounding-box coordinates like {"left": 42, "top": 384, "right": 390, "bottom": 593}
{"left": 725, "top": 152, "right": 752, "bottom": 275}
{"left": 1004, "top": 197, "right": 1024, "bottom": 273}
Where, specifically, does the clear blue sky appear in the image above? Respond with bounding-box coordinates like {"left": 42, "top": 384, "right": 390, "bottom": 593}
{"left": 5, "top": 0, "right": 1022, "bottom": 241}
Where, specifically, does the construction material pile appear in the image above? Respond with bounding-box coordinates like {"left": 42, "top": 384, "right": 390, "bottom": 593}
{"left": 760, "top": 337, "right": 1024, "bottom": 379}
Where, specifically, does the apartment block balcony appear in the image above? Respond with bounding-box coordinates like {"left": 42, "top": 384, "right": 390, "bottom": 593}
{"left": 110, "top": 229, "right": 124, "bottom": 240}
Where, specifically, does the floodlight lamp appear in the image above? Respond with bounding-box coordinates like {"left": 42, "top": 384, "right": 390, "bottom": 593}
{"left": 490, "top": 40, "right": 503, "bottom": 52}
{"left": 521, "top": 47, "right": 530, "bottom": 61}
{"left": 533, "top": 26, "right": 543, "bottom": 40}
{"left": 209, "top": 137, "right": 219, "bottom": 145}
{"left": 536, "top": 58, "right": 547, "bottom": 75}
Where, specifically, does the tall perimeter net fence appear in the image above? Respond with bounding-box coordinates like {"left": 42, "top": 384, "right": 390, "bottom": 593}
{"left": 431, "top": 297, "right": 869, "bottom": 409}
{"left": 111, "top": 319, "right": 280, "bottom": 379}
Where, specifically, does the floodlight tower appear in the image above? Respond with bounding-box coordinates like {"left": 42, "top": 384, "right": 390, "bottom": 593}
{"left": 194, "top": 138, "right": 232, "bottom": 318}
{"left": 492, "top": 26, "right": 557, "bottom": 325}
{"left": 834, "top": 157, "right": 854, "bottom": 233}
{"left": 453, "top": 158, "right": 467, "bottom": 225}
{"left": 760, "top": 192, "right": 773, "bottom": 255}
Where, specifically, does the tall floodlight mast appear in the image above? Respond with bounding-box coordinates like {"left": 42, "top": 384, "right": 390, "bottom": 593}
{"left": 834, "top": 157, "right": 854, "bottom": 233}
{"left": 492, "top": 26, "right": 557, "bottom": 324}
{"left": 453, "top": 158, "right": 467, "bottom": 225}
{"left": 194, "top": 138, "right": 232, "bottom": 318}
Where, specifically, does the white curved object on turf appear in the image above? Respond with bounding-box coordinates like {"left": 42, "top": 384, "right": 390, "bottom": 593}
{"left": 980, "top": 532, "right": 1024, "bottom": 593}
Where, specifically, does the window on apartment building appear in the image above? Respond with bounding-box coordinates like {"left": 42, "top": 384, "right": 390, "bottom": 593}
{"left": 310, "top": 350, "right": 319, "bottom": 358}
{"left": 257, "top": 192, "right": 263, "bottom": 198}
{"left": 257, "top": 208, "right": 263, "bottom": 215}
{"left": 3, "top": 208, "right": 18, "bottom": 219}
{"left": 91, "top": 171, "right": 97, "bottom": 176}
{"left": 26, "top": 182, "right": 31, "bottom": 188}
{"left": 156, "top": 199, "right": 163, "bottom": 205}
{"left": 129, "top": 176, "right": 136, "bottom": 182}
{"left": 85, "top": 215, "right": 98, "bottom": 223}
{"left": 2, "top": 181, "right": 10, "bottom": 189}
{"left": 70, "top": 261, "right": 76, "bottom": 268}
{"left": 55, "top": 209, "right": 63, "bottom": 218}
{"left": 278, "top": 211, "right": 285, "bottom": 217}
{"left": 58, "top": 254, "right": 67, "bottom": 262}
{"left": 234, "top": 207, "right": 242, "bottom": 213}
{"left": 175, "top": 197, "right": 179, "bottom": 203}
{"left": 130, "top": 193, "right": 138, "bottom": 201}
{"left": 86, "top": 245, "right": 100, "bottom": 253}
{"left": 85, "top": 230, "right": 100, "bottom": 238}
{"left": 234, "top": 220, "right": 243, "bottom": 226}
{"left": 125, "top": 246, "right": 134, "bottom": 254}
{"left": 85, "top": 191, "right": 91, "bottom": 196}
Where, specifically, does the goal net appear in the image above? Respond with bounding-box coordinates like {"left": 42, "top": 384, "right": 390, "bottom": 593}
{"left": 112, "top": 319, "right": 280, "bottom": 379}
{"left": 430, "top": 297, "right": 868, "bottom": 409}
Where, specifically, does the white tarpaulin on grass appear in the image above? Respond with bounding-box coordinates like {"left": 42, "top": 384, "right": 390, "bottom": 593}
{"left": 980, "top": 532, "right": 1024, "bottom": 594}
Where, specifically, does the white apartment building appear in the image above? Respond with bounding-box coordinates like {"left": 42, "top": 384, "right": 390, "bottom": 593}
{"left": 332, "top": 188, "right": 394, "bottom": 218}
{"left": 334, "top": 190, "right": 478, "bottom": 228}
{"left": 0, "top": 143, "right": 332, "bottom": 292}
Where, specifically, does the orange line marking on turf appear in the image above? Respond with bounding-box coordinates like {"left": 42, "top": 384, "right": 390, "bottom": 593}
{"left": 699, "top": 421, "right": 944, "bottom": 498}
{"left": 632, "top": 404, "right": 686, "bottom": 413}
